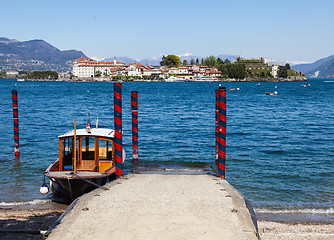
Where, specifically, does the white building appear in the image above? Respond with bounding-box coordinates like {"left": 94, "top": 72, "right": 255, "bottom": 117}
{"left": 178, "top": 66, "right": 188, "bottom": 74}
{"left": 6, "top": 70, "right": 19, "bottom": 76}
{"left": 271, "top": 64, "right": 280, "bottom": 78}
{"left": 126, "top": 63, "right": 146, "bottom": 77}
{"left": 168, "top": 67, "right": 178, "bottom": 75}
{"left": 73, "top": 57, "right": 124, "bottom": 78}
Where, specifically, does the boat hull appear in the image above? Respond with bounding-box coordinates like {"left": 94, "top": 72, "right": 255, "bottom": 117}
{"left": 47, "top": 171, "right": 116, "bottom": 202}
{"left": 45, "top": 160, "right": 116, "bottom": 202}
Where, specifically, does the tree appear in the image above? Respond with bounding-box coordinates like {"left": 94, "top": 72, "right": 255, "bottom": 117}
{"left": 196, "top": 58, "right": 199, "bottom": 65}
{"left": 95, "top": 70, "right": 102, "bottom": 77}
{"left": 190, "top": 59, "right": 195, "bottom": 65}
{"left": 285, "top": 63, "right": 291, "bottom": 70}
{"left": 217, "top": 64, "right": 229, "bottom": 77}
{"left": 224, "top": 59, "right": 231, "bottom": 64}
{"left": 203, "top": 55, "right": 216, "bottom": 67}
{"left": 160, "top": 55, "right": 166, "bottom": 66}
{"left": 27, "top": 70, "right": 58, "bottom": 79}
{"left": 160, "top": 55, "right": 181, "bottom": 68}
{"left": 182, "top": 60, "right": 188, "bottom": 66}
{"left": 0, "top": 70, "right": 6, "bottom": 78}
{"left": 278, "top": 66, "right": 288, "bottom": 78}
{"left": 229, "top": 64, "right": 246, "bottom": 79}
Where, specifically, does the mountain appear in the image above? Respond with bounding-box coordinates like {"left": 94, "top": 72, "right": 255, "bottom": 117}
{"left": 104, "top": 56, "right": 136, "bottom": 65}
{"left": 138, "top": 54, "right": 164, "bottom": 65}
{"left": 0, "top": 37, "right": 240, "bottom": 72}
{"left": 0, "top": 37, "right": 18, "bottom": 44}
{"left": 216, "top": 54, "right": 237, "bottom": 62}
{"left": 0, "top": 37, "right": 87, "bottom": 71}
{"left": 293, "top": 54, "right": 334, "bottom": 78}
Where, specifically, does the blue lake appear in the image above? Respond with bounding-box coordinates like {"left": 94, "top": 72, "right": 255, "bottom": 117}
{"left": 0, "top": 79, "right": 333, "bottom": 217}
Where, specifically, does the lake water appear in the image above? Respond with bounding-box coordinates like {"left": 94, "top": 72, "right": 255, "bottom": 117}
{"left": 0, "top": 79, "right": 333, "bottom": 220}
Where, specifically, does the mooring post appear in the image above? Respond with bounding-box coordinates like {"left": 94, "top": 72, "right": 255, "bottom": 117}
{"left": 131, "top": 91, "right": 138, "bottom": 164}
{"left": 114, "top": 82, "right": 123, "bottom": 176}
{"left": 215, "top": 89, "right": 219, "bottom": 165}
{"left": 218, "top": 87, "right": 226, "bottom": 179}
{"left": 12, "top": 90, "right": 19, "bottom": 158}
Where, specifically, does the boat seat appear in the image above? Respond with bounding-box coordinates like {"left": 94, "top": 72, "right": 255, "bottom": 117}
{"left": 64, "top": 165, "right": 73, "bottom": 170}
{"left": 76, "top": 161, "right": 97, "bottom": 172}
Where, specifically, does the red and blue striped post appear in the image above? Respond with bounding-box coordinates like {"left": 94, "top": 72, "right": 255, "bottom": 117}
{"left": 131, "top": 91, "right": 138, "bottom": 164}
{"left": 215, "top": 89, "right": 219, "bottom": 164}
{"left": 114, "top": 83, "right": 123, "bottom": 176}
{"left": 218, "top": 87, "right": 226, "bottom": 179}
{"left": 12, "top": 90, "right": 19, "bottom": 157}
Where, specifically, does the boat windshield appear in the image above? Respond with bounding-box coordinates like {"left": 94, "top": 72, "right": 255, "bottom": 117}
{"left": 99, "top": 139, "right": 113, "bottom": 160}
{"left": 82, "top": 137, "right": 96, "bottom": 160}
{"left": 63, "top": 137, "right": 73, "bottom": 168}
{"left": 59, "top": 136, "right": 114, "bottom": 172}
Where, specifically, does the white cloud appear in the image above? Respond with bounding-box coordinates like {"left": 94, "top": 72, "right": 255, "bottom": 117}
{"left": 264, "top": 58, "right": 312, "bottom": 66}
{"left": 286, "top": 60, "right": 312, "bottom": 65}
{"left": 90, "top": 56, "right": 105, "bottom": 61}
{"left": 177, "top": 52, "right": 193, "bottom": 57}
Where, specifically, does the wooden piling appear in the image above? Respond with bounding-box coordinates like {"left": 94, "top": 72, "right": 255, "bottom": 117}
{"left": 218, "top": 87, "right": 226, "bottom": 179}
{"left": 131, "top": 91, "right": 138, "bottom": 164}
{"left": 12, "top": 90, "right": 19, "bottom": 157}
{"left": 114, "top": 83, "right": 123, "bottom": 176}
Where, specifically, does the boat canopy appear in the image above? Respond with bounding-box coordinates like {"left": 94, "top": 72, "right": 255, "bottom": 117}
{"left": 58, "top": 128, "right": 115, "bottom": 139}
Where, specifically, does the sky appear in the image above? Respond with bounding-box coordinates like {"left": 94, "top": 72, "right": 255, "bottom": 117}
{"left": 1, "top": 0, "right": 334, "bottom": 64}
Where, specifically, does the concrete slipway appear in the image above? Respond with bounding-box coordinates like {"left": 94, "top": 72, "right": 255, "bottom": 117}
{"left": 46, "top": 174, "right": 259, "bottom": 240}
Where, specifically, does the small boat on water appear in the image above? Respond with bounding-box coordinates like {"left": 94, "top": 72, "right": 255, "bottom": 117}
{"left": 193, "top": 76, "right": 218, "bottom": 82}
{"left": 265, "top": 91, "right": 278, "bottom": 95}
{"left": 44, "top": 122, "right": 117, "bottom": 201}
{"left": 165, "top": 76, "right": 185, "bottom": 82}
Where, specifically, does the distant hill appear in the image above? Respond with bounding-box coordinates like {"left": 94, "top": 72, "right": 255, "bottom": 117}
{"left": 0, "top": 37, "right": 87, "bottom": 71}
{"left": 0, "top": 36, "right": 241, "bottom": 72}
{"left": 0, "top": 37, "right": 18, "bottom": 44}
{"left": 293, "top": 54, "right": 334, "bottom": 78}
{"left": 104, "top": 56, "right": 136, "bottom": 65}
{"left": 215, "top": 54, "right": 237, "bottom": 62}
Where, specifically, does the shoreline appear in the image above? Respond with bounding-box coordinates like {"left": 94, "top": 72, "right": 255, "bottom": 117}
{"left": 258, "top": 220, "right": 334, "bottom": 240}
{"left": 1, "top": 199, "right": 333, "bottom": 223}
{"left": 0, "top": 203, "right": 333, "bottom": 240}
{"left": 13, "top": 77, "right": 307, "bottom": 82}
{"left": 0, "top": 208, "right": 64, "bottom": 240}
{"left": 256, "top": 212, "right": 334, "bottom": 223}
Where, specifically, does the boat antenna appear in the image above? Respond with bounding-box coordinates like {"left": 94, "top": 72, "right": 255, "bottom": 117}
{"left": 86, "top": 113, "right": 91, "bottom": 133}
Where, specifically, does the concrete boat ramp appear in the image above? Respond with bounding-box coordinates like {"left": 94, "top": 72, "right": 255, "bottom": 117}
{"left": 47, "top": 174, "right": 259, "bottom": 239}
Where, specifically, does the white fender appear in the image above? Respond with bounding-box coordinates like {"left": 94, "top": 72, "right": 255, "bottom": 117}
{"left": 122, "top": 149, "right": 126, "bottom": 163}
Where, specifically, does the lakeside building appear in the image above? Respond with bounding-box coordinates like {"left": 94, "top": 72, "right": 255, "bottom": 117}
{"left": 271, "top": 64, "right": 280, "bottom": 78}
{"left": 6, "top": 70, "right": 19, "bottom": 76}
{"left": 234, "top": 57, "right": 271, "bottom": 71}
{"left": 235, "top": 57, "right": 294, "bottom": 79}
{"left": 72, "top": 57, "right": 124, "bottom": 78}
{"left": 72, "top": 57, "right": 222, "bottom": 79}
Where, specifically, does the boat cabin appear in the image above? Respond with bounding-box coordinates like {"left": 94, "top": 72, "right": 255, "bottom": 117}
{"left": 56, "top": 128, "right": 115, "bottom": 173}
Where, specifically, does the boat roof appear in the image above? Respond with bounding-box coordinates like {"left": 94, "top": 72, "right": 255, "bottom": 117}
{"left": 58, "top": 128, "right": 115, "bottom": 139}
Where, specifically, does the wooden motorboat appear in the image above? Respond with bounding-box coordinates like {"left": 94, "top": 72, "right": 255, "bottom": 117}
{"left": 265, "top": 91, "right": 278, "bottom": 95}
{"left": 45, "top": 125, "right": 116, "bottom": 201}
